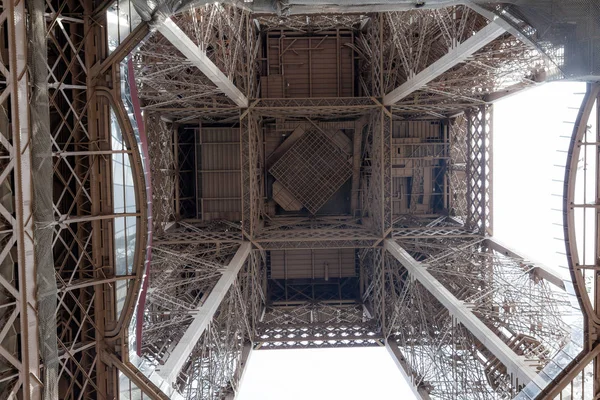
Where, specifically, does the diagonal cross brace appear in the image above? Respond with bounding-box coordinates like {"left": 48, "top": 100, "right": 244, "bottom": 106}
{"left": 157, "top": 242, "right": 251, "bottom": 387}
{"left": 384, "top": 239, "right": 544, "bottom": 387}
{"left": 157, "top": 17, "right": 249, "bottom": 108}
{"left": 383, "top": 22, "right": 505, "bottom": 105}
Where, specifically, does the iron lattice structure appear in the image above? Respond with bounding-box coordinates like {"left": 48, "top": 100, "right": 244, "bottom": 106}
{"left": 1, "top": 0, "right": 599, "bottom": 399}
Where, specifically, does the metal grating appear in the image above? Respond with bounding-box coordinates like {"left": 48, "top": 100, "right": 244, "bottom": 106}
{"left": 269, "top": 128, "right": 352, "bottom": 214}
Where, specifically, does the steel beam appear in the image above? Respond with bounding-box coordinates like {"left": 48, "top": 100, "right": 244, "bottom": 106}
{"left": 384, "top": 239, "right": 543, "bottom": 387}
{"left": 6, "top": 0, "right": 42, "bottom": 397}
{"left": 485, "top": 237, "right": 565, "bottom": 290}
{"left": 385, "top": 339, "right": 431, "bottom": 400}
{"left": 464, "top": 2, "right": 544, "bottom": 54}
{"left": 157, "top": 18, "right": 248, "bottom": 108}
{"left": 105, "top": 352, "right": 171, "bottom": 400}
{"left": 158, "top": 242, "right": 251, "bottom": 386}
{"left": 251, "top": 0, "right": 463, "bottom": 14}
{"left": 382, "top": 22, "right": 505, "bottom": 105}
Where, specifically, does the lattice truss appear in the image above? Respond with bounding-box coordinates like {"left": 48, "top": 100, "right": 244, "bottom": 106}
{"left": 354, "top": 6, "right": 487, "bottom": 97}
{"left": 240, "top": 112, "right": 263, "bottom": 236}
{"left": 383, "top": 261, "right": 513, "bottom": 400}
{"left": 0, "top": 0, "right": 42, "bottom": 396}
{"left": 156, "top": 220, "right": 244, "bottom": 245}
{"left": 427, "top": 241, "right": 570, "bottom": 359}
{"left": 449, "top": 114, "right": 469, "bottom": 223}
{"left": 133, "top": 3, "right": 258, "bottom": 123}
{"left": 255, "top": 303, "right": 382, "bottom": 349}
{"left": 255, "top": 217, "right": 378, "bottom": 249}
{"left": 477, "top": 1, "right": 599, "bottom": 80}
{"left": 141, "top": 242, "right": 264, "bottom": 398}
{"left": 142, "top": 243, "right": 240, "bottom": 362}
{"left": 466, "top": 105, "right": 493, "bottom": 234}
{"left": 382, "top": 238, "right": 573, "bottom": 399}
{"left": 361, "top": 109, "right": 392, "bottom": 235}
{"left": 360, "top": 248, "right": 386, "bottom": 332}
{"left": 383, "top": 7, "right": 489, "bottom": 95}
{"left": 392, "top": 215, "right": 479, "bottom": 239}
{"left": 46, "top": 1, "right": 118, "bottom": 398}
{"left": 353, "top": 13, "right": 383, "bottom": 97}
{"left": 391, "top": 30, "right": 546, "bottom": 119}
{"left": 146, "top": 112, "right": 176, "bottom": 233}
{"left": 1, "top": 0, "right": 592, "bottom": 398}
{"left": 175, "top": 251, "right": 265, "bottom": 400}
{"left": 256, "top": 14, "right": 368, "bottom": 32}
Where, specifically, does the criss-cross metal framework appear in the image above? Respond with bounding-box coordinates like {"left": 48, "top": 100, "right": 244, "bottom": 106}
{"left": 1, "top": 0, "right": 599, "bottom": 399}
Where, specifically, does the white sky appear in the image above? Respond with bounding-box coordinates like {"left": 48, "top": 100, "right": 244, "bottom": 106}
{"left": 237, "top": 81, "right": 587, "bottom": 400}
{"left": 492, "top": 81, "right": 586, "bottom": 278}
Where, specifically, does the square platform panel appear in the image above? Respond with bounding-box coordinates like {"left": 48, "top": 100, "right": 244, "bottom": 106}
{"left": 269, "top": 128, "right": 352, "bottom": 214}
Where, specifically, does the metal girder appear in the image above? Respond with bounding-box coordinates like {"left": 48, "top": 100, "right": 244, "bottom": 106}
{"left": 252, "top": 0, "right": 463, "bottom": 14}
{"left": 485, "top": 237, "right": 565, "bottom": 290}
{"left": 382, "top": 22, "right": 505, "bottom": 105}
{"left": 384, "top": 239, "right": 543, "bottom": 387}
{"left": 385, "top": 339, "right": 431, "bottom": 400}
{"left": 466, "top": 105, "right": 493, "bottom": 234}
{"left": 158, "top": 242, "right": 251, "bottom": 387}
{"left": 464, "top": 2, "right": 539, "bottom": 51}
{"left": 157, "top": 17, "right": 248, "bottom": 107}
{"left": 2, "top": 0, "right": 42, "bottom": 397}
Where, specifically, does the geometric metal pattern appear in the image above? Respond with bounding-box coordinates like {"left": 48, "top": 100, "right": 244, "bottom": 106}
{"left": 7, "top": 0, "right": 600, "bottom": 398}
{"left": 467, "top": 105, "right": 493, "bottom": 235}
{"left": 270, "top": 128, "right": 352, "bottom": 214}
{"left": 449, "top": 115, "right": 469, "bottom": 222}
{"left": 0, "top": 1, "right": 43, "bottom": 397}
{"left": 256, "top": 304, "right": 382, "bottom": 349}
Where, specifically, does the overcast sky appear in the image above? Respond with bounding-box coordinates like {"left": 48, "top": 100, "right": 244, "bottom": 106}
{"left": 237, "top": 81, "right": 587, "bottom": 400}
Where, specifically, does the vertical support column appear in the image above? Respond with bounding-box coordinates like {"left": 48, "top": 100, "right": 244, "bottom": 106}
{"left": 240, "top": 111, "right": 251, "bottom": 237}
{"left": 6, "top": 0, "right": 42, "bottom": 397}
{"left": 466, "top": 105, "right": 493, "bottom": 235}
{"left": 351, "top": 116, "right": 366, "bottom": 215}
{"left": 364, "top": 247, "right": 386, "bottom": 335}
{"left": 86, "top": 8, "right": 112, "bottom": 399}
{"left": 466, "top": 109, "right": 475, "bottom": 232}
{"left": 366, "top": 13, "right": 384, "bottom": 97}
{"left": 240, "top": 110, "right": 261, "bottom": 238}
{"left": 382, "top": 107, "right": 392, "bottom": 235}
{"left": 485, "top": 106, "right": 493, "bottom": 235}
{"left": 370, "top": 106, "right": 392, "bottom": 237}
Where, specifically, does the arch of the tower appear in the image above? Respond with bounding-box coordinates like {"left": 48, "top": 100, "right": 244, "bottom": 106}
{"left": 0, "top": 0, "right": 599, "bottom": 399}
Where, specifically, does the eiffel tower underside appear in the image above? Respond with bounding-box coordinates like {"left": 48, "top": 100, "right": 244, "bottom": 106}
{"left": 1, "top": 0, "right": 600, "bottom": 399}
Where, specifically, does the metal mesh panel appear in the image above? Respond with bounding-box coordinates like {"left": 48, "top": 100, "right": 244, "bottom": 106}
{"left": 269, "top": 128, "right": 352, "bottom": 214}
